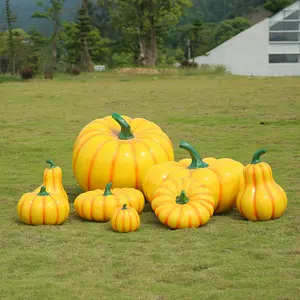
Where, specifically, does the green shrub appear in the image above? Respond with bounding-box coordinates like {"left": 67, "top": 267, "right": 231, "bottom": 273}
{"left": 0, "top": 75, "right": 22, "bottom": 83}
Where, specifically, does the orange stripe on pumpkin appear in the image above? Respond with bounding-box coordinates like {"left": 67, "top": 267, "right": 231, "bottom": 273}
{"left": 131, "top": 118, "right": 147, "bottom": 131}
{"left": 196, "top": 199, "right": 215, "bottom": 210}
{"left": 102, "top": 196, "right": 107, "bottom": 222}
{"left": 237, "top": 167, "right": 248, "bottom": 218}
{"left": 188, "top": 202, "right": 203, "bottom": 227}
{"left": 113, "top": 209, "right": 119, "bottom": 230}
{"left": 49, "top": 195, "right": 59, "bottom": 225}
{"left": 265, "top": 163, "right": 288, "bottom": 217}
{"left": 252, "top": 165, "right": 259, "bottom": 220}
{"left": 73, "top": 133, "right": 112, "bottom": 172}
{"left": 140, "top": 136, "right": 172, "bottom": 161}
{"left": 90, "top": 194, "right": 98, "bottom": 221}
{"left": 122, "top": 211, "right": 125, "bottom": 232}
{"left": 87, "top": 139, "right": 114, "bottom": 191}
{"left": 175, "top": 206, "right": 182, "bottom": 229}
{"left": 52, "top": 169, "right": 56, "bottom": 192}
{"left": 108, "top": 143, "right": 121, "bottom": 184}
{"left": 80, "top": 194, "right": 90, "bottom": 220}
{"left": 259, "top": 163, "right": 275, "bottom": 219}
{"left": 28, "top": 196, "right": 37, "bottom": 225}
{"left": 135, "top": 139, "right": 158, "bottom": 164}
{"left": 128, "top": 210, "right": 132, "bottom": 232}
{"left": 130, "top": 142, "right": 139, "bottom": 189}
{"left": 18, "top": 197, "right": 26, "bottom": 219}
{"left": 207, "top": 167, "right": 222, "bottom": 211}
{"left": 163, "top": 206, "right": 177, "bottom": 226}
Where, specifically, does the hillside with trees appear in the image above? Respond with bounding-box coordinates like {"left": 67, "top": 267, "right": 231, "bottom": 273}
{"left": 0, "top": 0, "right": 296, "bottom": 76}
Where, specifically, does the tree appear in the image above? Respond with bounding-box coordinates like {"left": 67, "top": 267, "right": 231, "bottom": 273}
{"left": 4, "top": 0, "right": 17, "bottom": 74}
{"left": 32, "top": 0, "right": 65, "bottom": 71}
{"left": 100, "top": 0, "right": 193, "bottom": 67}
{"left": 214, "top": 17, "right": 249, "bottom": 46}
{"left": 263, "top": 0, "right": 293, "bottom": 13}
{"left": 59, "top": 21, "right": 110, "bottom": 66}
{"left": 76, "top": 0, "right": 94, "bottom": 72}
{"left": 184, "top": 20, "right": 203, "bottom": 61}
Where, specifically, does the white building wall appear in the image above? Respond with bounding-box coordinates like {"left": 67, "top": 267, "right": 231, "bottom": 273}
{"left": 194, "top": 19, "right": 270, "bottom": 76}
{"left": 194, "top": 1, "right": 300, "bottom": 77}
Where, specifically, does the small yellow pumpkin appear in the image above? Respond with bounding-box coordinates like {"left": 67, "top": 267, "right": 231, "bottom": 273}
{"left": 111, "top": 204, "right": 140, "bottom": 233}
{"left": 74, "top": 182, "right": 145, "bottom": 222}
{"left": 17, "top": 186, "right": 69, "bottom": 225}
{"left": 236, "top": 149, "right": 288, "bottom": 221}
{"left": 153, "top": 177, "right": 215, "bottom": 229}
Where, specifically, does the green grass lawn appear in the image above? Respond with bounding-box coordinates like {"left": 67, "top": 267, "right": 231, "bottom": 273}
{"left": 1, "top": 72, "right": 300, "bottom": 300}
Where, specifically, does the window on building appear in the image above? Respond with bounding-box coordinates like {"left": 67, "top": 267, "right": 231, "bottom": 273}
{"left": 269, "top": 32, "right": 299, "bottom": 42}
{"left": 269, "top": 54, "right": 299, "bottom": 63}
{"left": 284, "top": 10, "right": 300, "bottom": 20}
{"left": 269, "top": 20, "right": 299, "bottom": 31}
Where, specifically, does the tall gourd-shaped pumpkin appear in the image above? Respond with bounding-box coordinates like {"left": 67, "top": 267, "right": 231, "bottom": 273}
{"left": 72, "top": 113, "right": 174, "bottom": 191}
{"left": 33, "top": 159, "right": 69, "bottom": 214}
{"left": 236, "top": 149, "right": 288, "bottom": 221}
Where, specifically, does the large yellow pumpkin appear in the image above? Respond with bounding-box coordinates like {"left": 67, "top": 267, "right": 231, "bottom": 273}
{"left": 236, "top": 149, "right": 288, "bottom": 221}
{"left": 17, "top": 186, "right": 69, "bottom": 225}
{"left": 72, "top": 113, "right": 174, "bottom": 191}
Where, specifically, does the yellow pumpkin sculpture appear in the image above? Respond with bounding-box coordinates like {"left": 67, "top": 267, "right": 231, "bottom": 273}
{"left": 72, "top": 113, "right": 174, "bottom": 192}
{"left": 142, "top": 160, "right": 189, "bottom": 204}
{"left": 236, "top": 149, "right": 288, "bottom": 221}
{"left": 152, "top": 177, "right": 215, "bottom": 229}
{"left": 111, "top": 204, "right": 140, "bottom": 233}
{"left": 145, "top": 141, "right": 242, "bottom": 214}
{"left": 33, "top": 159, "right": 69, "bottom": 214}
{"left": 142, "top": 141, "right": 242, "bottom": 204}
{"left": 74, "top": 182, "right": 145, "bottom": 222}
{"left": 17, "top": 186, "right": 69, "bottom": 225}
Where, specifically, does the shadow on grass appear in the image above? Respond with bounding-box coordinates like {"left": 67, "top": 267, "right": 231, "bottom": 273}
{"left": 225, "top": 208, "right": 247, "bottom": 222}
{"left": 66, "top": 185, "right": 82, "bottom": 203}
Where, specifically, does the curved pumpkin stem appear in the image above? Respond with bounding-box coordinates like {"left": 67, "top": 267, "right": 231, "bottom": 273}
{"left": 112, "top": 113, "right": 134, "bottom": 140}
{"left": 103, "top": 182, "right": 113, "bottom": 196}
{"left": 122, "top": 204, "right": 127, "bottom": 210}
{"left": 176, "top": 190, "right": 190, "bottom": 205}
{"left": 46, "top": 159, "right": 55, "bottom": 169}
{"left": 179, "top": 140, "right": 209, "bottom": 169}
{"left": 251, "top": 149, "right": 267, "bottom": 164}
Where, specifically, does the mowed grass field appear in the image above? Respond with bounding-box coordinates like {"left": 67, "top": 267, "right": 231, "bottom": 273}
{"left": 1, "top": 72, "right": 300, "bottom": 300}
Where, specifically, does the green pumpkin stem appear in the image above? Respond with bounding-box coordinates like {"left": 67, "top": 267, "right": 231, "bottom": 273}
{"left": 46, "top": 159, "right": 55, "bottom": 169}
{"left": 251, "top": 149, "right": 267, "bottom": 164}
{"left": 103, "top": 182, "right": 113, "bottom": 196}
{"left": 122, "top": 204, "right": 127, "bottom": 210}
{"left": 176, "top": 190, "right": 190, "bottom": 205}
{"left": 112, "top": 112, "right": 134, "bottom": 140}
{"left": 179, "top": 140, "right": 209, "bottom": 169}
{"left": 38, "top": 186, "right": 50, "bottom": 196}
